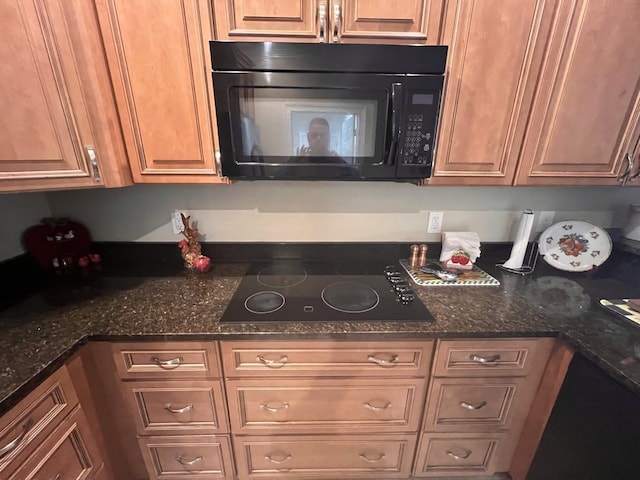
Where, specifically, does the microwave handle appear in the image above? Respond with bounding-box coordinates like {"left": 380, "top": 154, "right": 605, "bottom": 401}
{"left": 384, "top": 83, "right": 403, "bottom": 165}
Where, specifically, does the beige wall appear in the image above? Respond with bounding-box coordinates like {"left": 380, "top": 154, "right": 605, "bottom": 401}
{"left": 0, "top": 192, "right": 51, "bottom": 260}
{"left": 2, "top": 183, "right": 637, "bottom": 262}
{"left": 43, "top": 183, "right": 637, "bottom": 244}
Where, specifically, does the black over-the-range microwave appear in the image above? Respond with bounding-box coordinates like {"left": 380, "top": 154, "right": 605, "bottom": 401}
{"left": 210, "top": 41, "right": 447, "bottom": 182}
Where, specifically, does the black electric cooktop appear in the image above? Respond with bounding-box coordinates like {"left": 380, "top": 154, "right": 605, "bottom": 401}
{"left": 219, "top": 260, "right": 434, "bottom": 323}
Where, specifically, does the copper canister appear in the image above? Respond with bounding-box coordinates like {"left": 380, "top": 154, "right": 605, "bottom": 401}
{"left": 418, "top": 244, "right": 428, "bottom": 267}
{"left": 409, "top": 244, "right": 420, "bottom": 267}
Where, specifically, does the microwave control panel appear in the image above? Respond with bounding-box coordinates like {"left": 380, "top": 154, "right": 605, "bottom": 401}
{"left": 399, "top": 91, "right": 438, "bottom": 169}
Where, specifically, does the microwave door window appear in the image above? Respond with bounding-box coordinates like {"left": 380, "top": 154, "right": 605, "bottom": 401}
{"left": 229, "top": 87, "right": 388, "bottom": 178}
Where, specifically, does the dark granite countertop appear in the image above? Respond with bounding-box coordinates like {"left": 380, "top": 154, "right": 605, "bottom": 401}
{"left": 2, "top": 242, "right": 640, "bottom": 416}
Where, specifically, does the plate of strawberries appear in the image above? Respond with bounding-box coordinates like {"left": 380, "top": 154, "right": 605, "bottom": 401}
{"left": 538, "top": 220, "right": 612, "bottom": 272}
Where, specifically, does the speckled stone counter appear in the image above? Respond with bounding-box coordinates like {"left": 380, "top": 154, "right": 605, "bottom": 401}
{"left": 2, "top": 246, "right": 640, "bottom": 416}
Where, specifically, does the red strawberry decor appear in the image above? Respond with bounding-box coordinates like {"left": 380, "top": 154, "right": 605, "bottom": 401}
{"left": 450, "top": 250, "right": 471, "bottom": 265}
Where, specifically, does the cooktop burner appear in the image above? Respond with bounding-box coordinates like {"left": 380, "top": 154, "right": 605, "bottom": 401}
{"left": 257, "top": 264, "right": 307, "bottom": 288}
{"left": 220, "top": 260, "right": 434, "bottom": 323}
{"left": 245, "top": 291, "right": 286, "bottom": 314}
{"left": 321, "top": 282, "right": 379, "bottom": 313}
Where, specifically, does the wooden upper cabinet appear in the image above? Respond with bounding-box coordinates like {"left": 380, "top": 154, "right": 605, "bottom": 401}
{"left": 339, "top": 0, "right": 444, "bottom": 44}
{"left": 515, "top": 0, "right": 640, "bottom": 186}
{"left": 0, "top": 0, "right": 131, "bottom": 192}
{"left": 429, "top": 0, "right": 548, "bottom": 185}
{"left": 213, "top": 0, "right": 445, "bottom": 44}
{"left": 96, "top": 0, "right": 226, "bottom": 183}
{"left": 213, "top": 0, "right": 320, "bottom": 41}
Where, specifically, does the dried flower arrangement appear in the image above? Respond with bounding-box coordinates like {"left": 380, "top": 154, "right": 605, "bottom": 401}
{"left": 177, "top": 213, "right": 211, "bottom": 272}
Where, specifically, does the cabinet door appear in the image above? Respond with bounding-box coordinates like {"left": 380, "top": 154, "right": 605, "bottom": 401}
{"left": 0, "top": 366, "right": 79, "bottom": 479}
{"left": 338, "top": 0, "right": 445, "bottom": 44}
{"left": 0, "top": 0, "right": 127, "bottom": 192}
{"left": 9, "top": 407, "right": 103, "bottom": 480}
{"left": 213, "top": 0, "right": 321, "bottom": 41}
{"left": 429, "top": 0, "right": 549, "bottom": 185}
{"left": 515, "top": 0, "right": 640, "bottom": 186}
{"left": 96, "top": 0, "right": 225, "bottom": 183}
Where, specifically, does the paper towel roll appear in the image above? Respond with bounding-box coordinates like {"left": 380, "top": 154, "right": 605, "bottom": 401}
{"left": 502, "top": 210, "right": 535, "bottom": 269}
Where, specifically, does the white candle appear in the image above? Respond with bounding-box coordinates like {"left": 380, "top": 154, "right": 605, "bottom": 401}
{"left": 503, "top": 210, "right": 535, "bottom": 269}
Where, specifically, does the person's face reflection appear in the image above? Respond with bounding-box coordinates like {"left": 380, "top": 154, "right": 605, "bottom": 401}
{"left": 307, "top": 123, "right": 330, "bottom": 155}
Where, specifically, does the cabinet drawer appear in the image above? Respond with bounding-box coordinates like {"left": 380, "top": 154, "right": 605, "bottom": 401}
{"left": 121, "top": 380, "right": 228, "bottom": 435}
{"left": 138, "top": 434, "right": 234, "bottom": 480}
{"left": 9, "top": 406, "right": 102, "bottom": 480}
{"left": 227, "top": 378, "right": 426, "bottom": 433}
{"left": 432, "top": 338, "right": 554, "bottom": 377}
{"left": 414, "top": 433, "right": 508, "bottom": 477}
{"left": 113, "top": 342, "right": 221, "bottom": 379}
{"left": 424, "top": 377, "right": 536, "bottom": 432}
{"left": 234, "top": 434, "right": 416, "bottom": 479}
{"left": 221, "top": 340, "right": 433, "bottom": 377}
{"left": 0, "top": 366, "right": 78, "bottom": 478}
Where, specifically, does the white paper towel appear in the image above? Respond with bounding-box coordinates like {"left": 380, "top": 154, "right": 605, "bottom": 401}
{"left": 502, "top": 210, "right": 535, "bottom": 269}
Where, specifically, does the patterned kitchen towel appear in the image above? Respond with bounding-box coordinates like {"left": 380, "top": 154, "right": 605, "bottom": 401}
{"left": 400, "top": 259, "right": 500, "bottom": 286}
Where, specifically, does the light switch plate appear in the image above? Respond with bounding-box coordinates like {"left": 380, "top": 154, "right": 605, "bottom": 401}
{"left": 171, "top": 210, "right": 189, "bottom": 235}
{"left": 428, "top": 211, "right": 444, "bottom": 233}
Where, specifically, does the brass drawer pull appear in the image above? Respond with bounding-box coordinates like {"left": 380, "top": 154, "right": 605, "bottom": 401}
{"left": 176, "top": 454, "right": 203, "bottom": 466}
{"left": 151, "top": 356, "right": 183, "bottom": 369}
{"left": 367, "top": 354, "right": 398, "bottom": 366}
{"left": 360, "top": 451, "right": 385, "bottom": 462}
{"left": 265, "top": 451, "right": 291, "bottom": 464}
{"left": 363, "top": 401, "right": 392, "bottom": 411}
{"left": 447, "top": 449, "right": 472, "bottom": 460}
{"left": 164, "top": 403, "right": 194, "bottom": 414}
{"left": 256, "top": 355, "right": 288, "bottom": 368}
{"left": 459, "top": 400, "right": 487, "bottom": 410}
{"left": 0, "top": 417, "right": 34, "bottom": 459}
{"left": 469, "top": 353, "right": 501, "bottom": 364}
{"left": 260, "top": 402, "right": 289, "bottom": 413}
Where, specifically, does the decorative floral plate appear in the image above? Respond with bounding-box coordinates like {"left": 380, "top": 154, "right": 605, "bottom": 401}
{"left": 538, "top": 220, "right": 612, "bottom": 272}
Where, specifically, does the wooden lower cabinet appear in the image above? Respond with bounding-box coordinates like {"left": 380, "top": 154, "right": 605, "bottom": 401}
{"left": 106, "top": 341, "right": 234, "bottom": 479}
{"left": 5, "top": 338, "right": 566, "bottom": 480}
{"left": 9, "top": 406, "right": 103, "bottom": 480}
{"left": 0, "top": 369, "right": 78, "bottom": 476}
{"left": 233, "top": 434, "right": 416, "bottom": 479}
{"left": 223, "top": 340, "right": 432, "bottom": 480}
{"left": 414, "top": 338, "right": 558, "bottom": 479}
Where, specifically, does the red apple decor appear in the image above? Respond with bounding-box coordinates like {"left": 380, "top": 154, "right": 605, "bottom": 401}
{"left": 194, "top": 255, "right": 211, "bottom": 273}
{"left": 78, "top": 253, "right": 101, "bottom": 268}
{"left": 177, "top": 213, "right": 212, "bottom": 272}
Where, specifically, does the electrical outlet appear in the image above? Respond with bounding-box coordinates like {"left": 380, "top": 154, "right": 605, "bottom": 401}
{"left": 427, "top": 211, "right": 444, "bottom": 233}
{"left": 171, "top": 210, "right": 189, "bottom": 234}
{"left": 537, "top": 211, "right": 556, "bottom": 232}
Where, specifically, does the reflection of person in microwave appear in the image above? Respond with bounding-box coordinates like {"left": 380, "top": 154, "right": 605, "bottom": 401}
{"left": 297, "top": 117, "right": 339, "bottom": 157}
{"left": 270, "top": 117, "right": 357, "bottom": 178}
